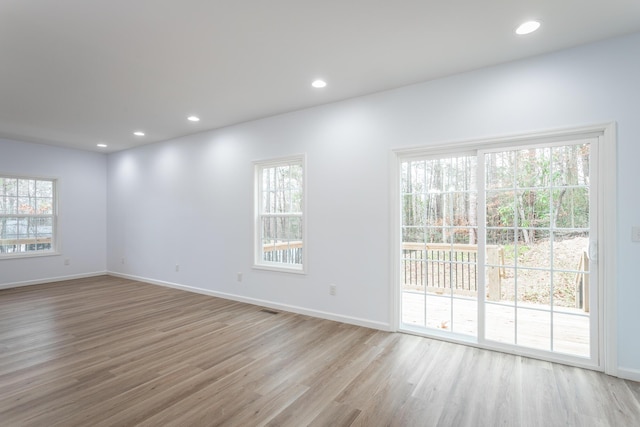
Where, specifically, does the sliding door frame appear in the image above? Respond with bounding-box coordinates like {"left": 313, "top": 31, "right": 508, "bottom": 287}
{"left": 389, "top": 123, "right": 617, "bottom": 375}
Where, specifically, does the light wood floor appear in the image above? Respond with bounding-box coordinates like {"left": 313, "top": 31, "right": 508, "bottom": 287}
{"left": 1, "top": 276, "right": 638, "bottom": 426}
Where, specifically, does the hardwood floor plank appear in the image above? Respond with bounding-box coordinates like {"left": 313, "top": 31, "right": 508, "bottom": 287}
{"left": 38, "top": 365, "right": 203, "bottom": 427}
{"left": 307, "top": 400, "right": 361, "bottom": 427}
{"left": 0, "top": 275, "right": 638, "bottom": 426}
{"left": 219, "top": 379, "right": 309, "bottom": 427}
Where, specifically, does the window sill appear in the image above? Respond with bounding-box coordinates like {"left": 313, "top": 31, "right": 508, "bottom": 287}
{"left": 252, "top": 264, "right": 306, "bottom": 275}
{"left": 0, "top": 251, "right": 61, "bottom": 260}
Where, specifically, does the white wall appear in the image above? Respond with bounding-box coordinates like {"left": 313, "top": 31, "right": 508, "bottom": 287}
{"left": 104, "top": 31, "right": 637, "bottom": 377}
{"left": 0, "top": 138, "right": 107, "bottom": 286}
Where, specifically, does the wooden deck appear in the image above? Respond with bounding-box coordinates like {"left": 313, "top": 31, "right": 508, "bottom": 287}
{"left": 402, "top": 291, "right": 590, "bottom": 357}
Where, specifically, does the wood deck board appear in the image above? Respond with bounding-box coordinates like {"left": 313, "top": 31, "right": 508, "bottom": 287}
{"left": 402, "top": 291, "right": 590, "bottom": 356}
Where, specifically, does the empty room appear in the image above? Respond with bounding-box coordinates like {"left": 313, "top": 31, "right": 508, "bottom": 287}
{"left": 1, "top": 1, "right": 640, "bottom": 426}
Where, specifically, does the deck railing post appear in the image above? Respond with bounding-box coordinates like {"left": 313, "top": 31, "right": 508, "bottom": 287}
{"left": 487, "top": 246, "right": 501, "bottom": 301}
{"left": 575, "top": 250, "right": 590, "bottom": 312}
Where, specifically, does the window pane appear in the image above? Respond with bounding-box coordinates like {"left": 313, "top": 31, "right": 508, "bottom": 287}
{"left": 1, "top": 218, "right": 18, "bottom": 239}
{"left": 552, "top": 144, "right": 590, "bottom": 187}
{"left": 516, "top": 147, "right": 550, "bottom": 188}
{"left": 452, "top": 298, "right": 477, "bottom": 336}
{"left": 518, "top": 230, "right": 551, "bottom": 269}
{"left": 275, "top": 166, "right": 288, "bottom": 191}
{"left": 449, "top": 156, "right": 477, "bottom": 192}
{"left": 517, "top": 308, "right": 551, "bottom": 351}
{"left": 518, "top": 189, "right": 551, "bottom": 228}
{"left": 517, "top": 269, "right": 551, "bottom": 306}
{"left": 451, "top": 191, "right": 476, "bottom": 227}
{"left": 0, "top": 196, "right": 17, "bottom": 214}
{"left": 402, "top": 226, "right": 423, "bottom": 243}
{"left": 402, "top": 194, "right": 425, "bottom": 226}
{"left": 486, "top": 303, "right": 515, "bottom": 344}
{"left": 37, "top": 180, "right": 53, "bottom": 198}
{"left": 553, "top": 313, "right": 589, "bottom": 356}
{"left": 260, "top": 216, "right": 302, "bottom": 266}
{"left": 487, "top": 228, "right": 516, "bottom": 269}
{"left": 424, "top": 193, "right": 445, "bottom": 226}
{"left": 262, "top": 168, "right": 274, "bottom": 191}
{"left": 260, "top": 163, "right": 303, "bottom": 215}
{"left": 553, "top": 187, "right": 589, "bottom": 229}
{"left": 19, "top": 197, "right": 35, "bottom": 214}
{"left": 495, "top": 267, "right": 515, "bottom": 303}
{"left": 262, "top": 216, "right": 302, "bottom": 241}
{"left": 424, "top": 227, "right": 444, "bottom": 244}
{"left": 553, "top": 271, "right": 583, "bottom": 309}
{"left": 37, "top": 197, "right": 53, "bottom": 215}
{"left": 1, "top": 178, "right": 18, "bottom": 196}
{"left": 18, "top": 179, "right": 35, "bottom": 196}
{"left": 552, "top": 231, "right": 589, "bottom": 272}
{"left": 262, "top": 191, "right": 276, "bottom": 214}
{"left": 485, "top": 151, "right": 515, "bottom": 190}
{"left": 487, "top": 191, "right": 516, "bottom": 227}
{"left": 426, "top": 295, "right": 451, "bottom": 330}
{"left": 34, "top": 217, "right": 53, "bottom": 239}
{"left": 17, "top": 217, "right": 28, "bottom": 238}
{"left": 451, "top": 226, "right": 475, "bottom": 244}
{"left": 402, "top": 291, "right": 425, "bottom": 326}
{"left": 290, "top": 187, "right": 302, "bottom": 212}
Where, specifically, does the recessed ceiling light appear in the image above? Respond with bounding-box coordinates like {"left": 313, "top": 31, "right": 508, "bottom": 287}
{"left": 133, "top": 131, "right": 145, "bottom": 136}
{"left": 96, "top": 143, "right": 107, "bottom": 148}
{"left": 187, "top": 116, "right": 200, "bottom": 122}
{"left": 516, "top": 20, "right": 541, "bottom": 35}
{"left": 311, "top": 79, "right": 327, "bottom": 88}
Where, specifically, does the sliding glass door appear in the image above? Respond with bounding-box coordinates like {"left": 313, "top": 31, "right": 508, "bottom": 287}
{"left": 479, "top": 141, "right": 595, "bottom": 358}
{"left": 401, "top": 154, "right": 478, "bottom": 337}
{"left": 398, "top": 137, "right": 599, "bottom": 365}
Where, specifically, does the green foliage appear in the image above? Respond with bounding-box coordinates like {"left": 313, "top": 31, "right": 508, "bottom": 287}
{"left": 501, "top": 244, "right": 531, "bottom": 263}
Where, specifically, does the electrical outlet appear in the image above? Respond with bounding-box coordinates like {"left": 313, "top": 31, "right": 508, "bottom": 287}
{"left": 329, "top": 284, "right": 337, "bottom": 296}
{"left": 64, "top": 259, "right": 70, "bottom": 266}
{"left": 175, "top": 264, "right": 180, "bottom": 272}
{"left": 237, "top": 272, "right": 243, "bottom": 282}
{"left": 632, "top": 226, "right": 640, "bottom": 242}
{"left": 121, "top": 258, "right": 125, "bottom": 264}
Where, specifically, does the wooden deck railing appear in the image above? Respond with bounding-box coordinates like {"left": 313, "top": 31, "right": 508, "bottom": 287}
{"left": 262, "top": 241, "right": 303, "bottom": 264}
{"left": 402, "top": 243, "right": 504, "bottom": 300}
{"left": 0, "top": 237, "right": 52, "bottom": 253}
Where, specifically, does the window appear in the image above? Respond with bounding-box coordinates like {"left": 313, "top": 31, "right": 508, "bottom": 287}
{"left": 393, "top": 123, "right": 617, "bottom": 372}
{"left": 254, "top": 155, "right": 306, "bottom": 273}
{"left": 0, "top": 176, "right": 57, "bottom": 257}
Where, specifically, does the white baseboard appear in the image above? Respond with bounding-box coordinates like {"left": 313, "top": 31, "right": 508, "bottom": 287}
{"left": 617, "top": 367, "right": 640, "bottom": 383}
{"left": 107, "top": 271, "right": 392, "bottom": 332}
{"left": 0, "top": 271, "right": 108, "bottom": 290}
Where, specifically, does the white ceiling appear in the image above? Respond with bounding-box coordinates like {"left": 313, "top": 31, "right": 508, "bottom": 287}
{"left": 1, "top": 1, "right": 639, "bottom": 153}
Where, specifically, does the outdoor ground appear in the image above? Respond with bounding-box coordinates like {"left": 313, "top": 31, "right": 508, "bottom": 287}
{"left": 500, "top": 236, "right": 589, "bottom": 307}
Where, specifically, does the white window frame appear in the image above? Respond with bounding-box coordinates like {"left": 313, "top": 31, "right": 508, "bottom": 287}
{"left": 390, "top": 123, "right": 617, "bottom": 376}
{"left": 0, "top": 174, "right": 59, "bottom": 259}
{"left": 253, "top": 154, "right": 307, "bottom": 274}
